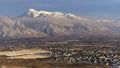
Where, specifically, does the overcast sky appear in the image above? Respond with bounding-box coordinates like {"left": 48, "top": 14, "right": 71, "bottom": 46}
{"left": 0, "top": 0, "right": 120, "bottom": 20}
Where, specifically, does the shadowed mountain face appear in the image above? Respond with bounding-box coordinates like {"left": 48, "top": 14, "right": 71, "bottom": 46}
{"left": 0, "top": 9, "right": 119, "bottom": 39}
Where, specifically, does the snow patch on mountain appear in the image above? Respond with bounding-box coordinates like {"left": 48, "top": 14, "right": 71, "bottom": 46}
{"left": 0, "top": 9, "right": 119, "bottom": 38}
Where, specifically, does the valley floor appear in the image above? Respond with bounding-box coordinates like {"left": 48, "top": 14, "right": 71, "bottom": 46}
{"left": 0, "top": 37, "right": 120, "bottom": 68}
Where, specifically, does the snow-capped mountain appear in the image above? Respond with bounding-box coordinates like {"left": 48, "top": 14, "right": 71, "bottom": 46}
{"left": 0, "top": 9, "right": 119, "bottom": 39}
{"left": 23, "top": 9, "right": 88, "bottom": 21}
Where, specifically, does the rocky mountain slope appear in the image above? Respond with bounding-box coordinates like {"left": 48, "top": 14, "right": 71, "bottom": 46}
{"left": 0, "top": 9, "right": 119, "bottom": 38}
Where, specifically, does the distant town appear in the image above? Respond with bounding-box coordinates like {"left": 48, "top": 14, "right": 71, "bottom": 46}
{"left": 0, "top": 37, "right": 119, "bottom": 68}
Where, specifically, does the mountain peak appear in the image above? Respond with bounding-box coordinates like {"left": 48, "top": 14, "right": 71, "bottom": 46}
{"left": 26, "top": 9, "right": 65, "bottom": 18}
{"left": 23, "top": 9, "right": 40, "bottom": 18}
{"left": 22, "top": 9, "right": 86, "bottom": 21}
{"left": 28, "top": 8, "right": 38, "bottom": 13}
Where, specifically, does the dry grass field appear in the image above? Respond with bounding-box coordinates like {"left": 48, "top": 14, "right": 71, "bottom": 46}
{"left": 0, "top": 49, "right": 50, "bottom": 59}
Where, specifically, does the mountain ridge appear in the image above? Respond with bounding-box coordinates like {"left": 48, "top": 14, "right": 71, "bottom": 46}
{"left": 0, "top": 9, "right": 120, "bottom": 39}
